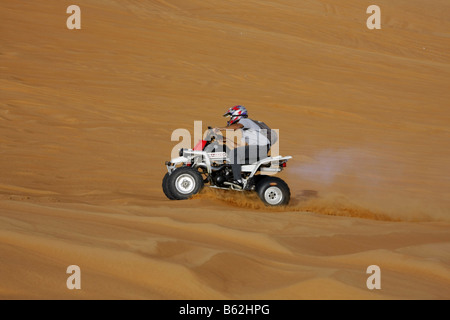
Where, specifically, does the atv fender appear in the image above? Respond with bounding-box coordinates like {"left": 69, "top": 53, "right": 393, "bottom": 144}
{"left": 169, "top": 156, "right": 188, "bottom": 165}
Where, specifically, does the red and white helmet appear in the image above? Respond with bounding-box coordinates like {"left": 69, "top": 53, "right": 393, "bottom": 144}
{"left": 223, "top": 105, "right": 248, "bottom": 126}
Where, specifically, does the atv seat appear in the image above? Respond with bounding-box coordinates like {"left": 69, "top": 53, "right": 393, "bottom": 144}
{"left": 235, "top": 144, "right": 271, "bottom": 164}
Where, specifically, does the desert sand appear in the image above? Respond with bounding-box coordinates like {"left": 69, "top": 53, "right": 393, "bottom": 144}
{"left": 0, "top": 0, "right": 449, "bottom": 299}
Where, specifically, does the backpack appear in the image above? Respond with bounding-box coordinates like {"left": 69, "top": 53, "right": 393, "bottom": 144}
{"left": 253, "top": 120, "right": 278, "bottom": 145}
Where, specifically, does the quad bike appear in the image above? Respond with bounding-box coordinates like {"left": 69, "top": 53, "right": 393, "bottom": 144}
{"left": 162, "top": 127, "right": 292, "bottom": 206}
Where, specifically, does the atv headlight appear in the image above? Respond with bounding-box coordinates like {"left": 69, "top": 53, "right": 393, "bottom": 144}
{"left": 179, "top": 148, "right": 184, "bottom": 157}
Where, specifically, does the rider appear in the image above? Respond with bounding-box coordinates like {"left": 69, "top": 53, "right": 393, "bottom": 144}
{"left": 215, "top": 105, "right": 271, "bottom": 188}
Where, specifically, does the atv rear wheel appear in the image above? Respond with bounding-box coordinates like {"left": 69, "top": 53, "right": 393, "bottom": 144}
{"left": 256, "top": 176, "right": 290, "bottom": 206}
{"left": 167, "top": 166, "right": 204, "bottom": 200}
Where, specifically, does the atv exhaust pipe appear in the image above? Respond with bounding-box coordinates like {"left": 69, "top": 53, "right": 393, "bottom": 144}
{"left": 223, "top": 181, "right": 243, "bottom": 190}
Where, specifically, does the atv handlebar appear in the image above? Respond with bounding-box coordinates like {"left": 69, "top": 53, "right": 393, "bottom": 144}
{"left": 205, "top": 126, "right": 224, "bottom": 142}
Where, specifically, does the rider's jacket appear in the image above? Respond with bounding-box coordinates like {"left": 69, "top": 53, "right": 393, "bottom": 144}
{"left": 238, "top": 118, "right": 270, "bottom": 146}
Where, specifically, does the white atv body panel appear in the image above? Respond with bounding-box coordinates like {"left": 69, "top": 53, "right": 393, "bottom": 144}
{"left": 241, "top": 156, "right": 292, "bottom": 176}
{"left": 167, "top": 148, "right": 291, "bottom": 179}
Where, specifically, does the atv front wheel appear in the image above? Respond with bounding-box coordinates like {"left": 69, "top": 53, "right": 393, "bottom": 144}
{"left": 162, "top": 172, "right": 176, "bottom": 200}
{"left": 256, "top": 176, "right": 290, "bottom": 206}
{"left": 167, "top": 167, "right": 204, "bottom": 200}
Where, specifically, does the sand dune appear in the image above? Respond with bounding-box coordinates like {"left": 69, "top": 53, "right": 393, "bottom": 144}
{"left": 1, "top": 0, "right": 449, "bottom": 299}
